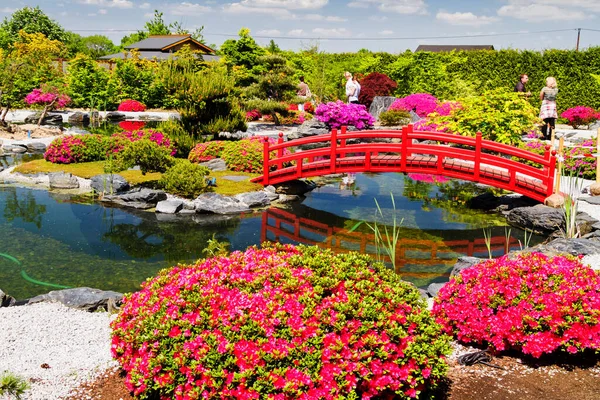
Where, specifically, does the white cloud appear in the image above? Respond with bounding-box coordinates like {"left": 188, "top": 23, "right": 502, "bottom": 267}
{"left": 78, "top": 0, "right": 133, "bottom": 9}
{"left": 257, "top": 29, "right": 282, "bottom": 35}
{"left": 287, "top": 29, "right": 305, "bottom": 36}
{"left": 351, "top": 0, "right": 427, "bottom": 14}
{"left": 348, "top": 1, "right": 369, "bottom": 8}
{"left": 139, "top": 2, "right": 151, "bottom": 9}
{"left": 368, "top": 15, "right": 388, "bottom": 21}
{"left": 230, "top": 0, "right": 327, "bottom": 9}
{"left": 222, "top": 3, "right": 295, "bottom": 18}
{"left": 379, "top": 30, "right": 393, "bottom": 35}
{"left": 498, "top": 1, "right": 590, "bottom": 21}
{"left": 88, "top": 12, "right": 97, "bottom": 16}
{"left": 99, "top": 9, "right": 107, "bottom": 14}
{"left": 436, "top": 11, "right": 498, "bottom": 26}
{"left": 171, "top": 3, "right": 212, "bottom": 16}
{"left": 0, "top": 7, "right": 16, "bottom": 13}
{"left": 305, "top": 13, "right": 347, "bottom": 21}
{"left": 312, "top": 27, "right": 351, "bottom": 37}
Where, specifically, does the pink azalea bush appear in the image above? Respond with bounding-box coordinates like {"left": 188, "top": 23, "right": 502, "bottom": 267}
{"left": 389, "top": 94, "right": 438, "bottom": 118}
{"left": 220, "top": 137, "right": 292, "bottom": 173}
{"left": 433, "top": 252, "right": 600, "bottom": 358}
{"left": 188, "top": 140, "right": 228, "bottom": 163}
{"left": 44, "top": 134, "right": 110, "bottom": 164}
{"left": 118, "top": 99, "right": 146, "bottom": 112}
{"left": 111, "top": 244, "right": 451, "bottom": 399}
{"left": 111, "top": 130, "right": 176, "bottom": 156}
{"left": 315, "top": 101, "right": 375, "bottom": 129}
{"left": 25, "top": 88, "right": 71, "bottom": 109}
{"left": 560, "top": 106, "right": 600, "bottom": 128}
{"left": 245, "top": 109, "right": 262, "bottom": 122}
{"left": 518, "top": 139, "right": 597, "bottom": 179}
{"left": 412, "top": 101, "right": 461, "bottom": 132}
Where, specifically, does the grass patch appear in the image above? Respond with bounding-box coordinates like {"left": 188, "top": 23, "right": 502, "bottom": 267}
{"left": 13, "top": 159, "right": 262, "bottom": 196}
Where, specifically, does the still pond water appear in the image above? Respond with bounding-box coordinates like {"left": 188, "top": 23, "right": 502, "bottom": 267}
{"left": 0, "top": 172, "right": 541, "bottom": 300}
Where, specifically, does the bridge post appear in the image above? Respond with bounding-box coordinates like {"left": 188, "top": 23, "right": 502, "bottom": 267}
{"left": 401, "top": 125, "right": 408, "bottom": 171}
{"left": 330, "top": 128, "right": 338, "bottom": 174}
{"left": 277, "top": 132, "right": 284, "bottom": 170}
{"left": 474, "top": 132, "right": 482, "bottom": 179}
{"left": 340, "top": 126, "right": 347, "bottom": 157}
{"left": 263, "top": 137, "right": 270, "bottom": 185}
{"left": 544, "top": 146, "right": 557, "bottom": 196}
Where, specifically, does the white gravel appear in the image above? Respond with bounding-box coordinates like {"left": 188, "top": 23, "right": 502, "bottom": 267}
{"left": 0, "top": 302, "right": 118, "bottom": 400}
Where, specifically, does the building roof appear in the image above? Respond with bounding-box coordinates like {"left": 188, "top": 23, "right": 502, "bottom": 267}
{"left": 125, "top": 34, "right": 216, "bottom": 54}
{"left": 99, "top": 51, "right": 220, "bottom": 62}
{"left": 415, "top": 44, "right": 495, "bottom": 52}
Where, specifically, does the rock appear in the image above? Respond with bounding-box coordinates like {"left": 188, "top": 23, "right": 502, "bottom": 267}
{"left": 589, "top": 120, "right": 600, "bottom": 131}
{"left": 28, "top": 287, "right": 123, "bottom": 312}
{"left": 289, "top": 119, "right": 330, "bottom": 139}
{"left": 277, "top": 194, "right": 300, "bottom": 203}
{"left": 24, "top": 113, "right": 63, "bottom": 126}
{"left": 506, "top": 204, "right": 564, "bottom": 234}
{"left": 409, "top": 110, "right": 422, "bottom": 123}
{"left": 450, "top": 256, "right": 484, "bottom": 277}
{"left": 222, "top": 175, "right": 250, "bottom": 182}
{"left": 101, "top": 188, "right": 167, "bottom": 209}
{"left": 0, "top": 165, "right": 3, "bottom": 173}
{"left": 588, "top": 183, "right": 600, "bottom": 196}
{"left": 426, "top": 282, "right": 446, "bottom": 297}
{"left": 529, "top": 238, "right": 600, "bottom": 256}
{"left": 369, "top": 96, "right": 397, "bottom": 119}
{"left": 67, "top": 112, "right": 90, "bottom": 126}
{"left": 218, "top": 130, "right": 250, "bottom": 140}
{"left": 581, "top": 196, "right": 600, "bottom": 205}
{"left": 418, "top": 288, "right": 429, "bottom": 300}
{"left": 49, "top": 172, "right": 80, "bottom": 189}
{"left": 90, "top": 174, "right": 130, "bottom": 194}
{"left": 26, "top": 142, "right": 47, "bottom": 153}
{"left": 105, "top": 112, "right": 126, "bottom": 122}
{"left": 194, "top": 192, "right": 251, "bottom": 214}
{"left": 577, "top": 212, "right": 599, "bottom": 236}
{"left": 156, "top": 200, "right": 183, "bottom": 214}
{"left": 199, "top": 158, "right": 227, "bottom": 171}
{"left": 3, "top": 144, "right": 27, "bottom": 153}
{"left": 235, "top": 191, "right": 271, "bottom": 208}
{"left": 544, "top": 193, "right": 564, "bottom": 208}
{"left": 469, "top": 193, "right": 537, "bottom": 213}
{"left": 0, "top": 288, "right": 16, "bottom": 307}
{"left": 264, "top": 190, "right": 279, "bottom": 201}
{"left": 273, "top": 180, "right": 317, "bottom": 196}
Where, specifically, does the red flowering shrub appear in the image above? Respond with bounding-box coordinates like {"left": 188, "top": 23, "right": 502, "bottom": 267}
{"left": 118, "top": 99, "right": 146, "bottom": 112}
{"left": 111, "top": 244, "right": 451, "bottom": 399}
{"left": 389, "top": 94, "right": 438, "bottom": 118}
{"left": 287, "top": 103, "right": 299, "bottom": 111}
{"left": 44, "top": 135, "right": 110, "bottom": 164}
{"left": 358, "top": 72, "right": 398, "bottom": 108}
{"left": 111, "top": 129, "right": 176, "bottom": 156}
{"left": 245, "top": 109, "right": 262, "bottom": 121}
{"left": 220, "top": 137, "right": 291, "bottom": 173}
{"left": 560, "top": 106, "right": 600, "bottom": 128}
{"left": 188, "top": 141, "right": 227, "bottom": 163}
{"left": 304, "top": 102, "right": 315, "bottom": 114}
{"left": 433, "top": 252, "right": 600, "bottom": 358}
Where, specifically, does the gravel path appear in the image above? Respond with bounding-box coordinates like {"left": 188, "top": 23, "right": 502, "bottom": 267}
{"left": 0, "top": 302, "right": 117, "bottom": 400}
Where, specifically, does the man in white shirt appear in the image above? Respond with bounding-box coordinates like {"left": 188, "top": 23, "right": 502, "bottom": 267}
{"left": 344, "top": 71, "right": 359, "bottom": 104}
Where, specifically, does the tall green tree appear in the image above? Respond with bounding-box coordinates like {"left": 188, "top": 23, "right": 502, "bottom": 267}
{"left": 0, "top": 7, "right": 66, "bottom": 48}
{"left": 66, "top": 54, "right": 113, "bottom": 108}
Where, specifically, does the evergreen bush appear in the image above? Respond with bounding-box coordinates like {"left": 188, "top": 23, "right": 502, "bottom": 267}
{"left": 379, "top": 109, "right": 411, "bottom": 126}
{"left": 159, "top": 159, "right": 210, "bottom": 198}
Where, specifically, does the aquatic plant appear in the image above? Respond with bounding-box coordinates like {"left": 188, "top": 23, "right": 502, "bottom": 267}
{"left": 315, "top": 100, "right": 374, "bottom": 129}
{"left": 117, "top": 99, "right": 146, "bottom": 112}
{"left": 111, "top": 244, "right": 451, "bottom": 399}
{"left": 433, "top": 252, "right": 600, "bottom": 358}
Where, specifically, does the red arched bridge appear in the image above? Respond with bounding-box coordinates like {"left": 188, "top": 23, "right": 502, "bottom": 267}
{"left": 251, "top": 124, "right": 557, "bottom": 203}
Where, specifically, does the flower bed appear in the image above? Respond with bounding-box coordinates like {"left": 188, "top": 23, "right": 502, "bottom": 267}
{"left": 389, "top": 94, "right": 438, "bottom": 118}
{"left": 433, "top": 252, "right": 600, "bottom": 358}
{"left": 560, "top": 106, "right": 600, "bottom": 128}
{"left": 111, "top": 244, "right": 451, "bottom": 399}
{"left": 188, "top": 141, "right": 228, "bottom": 163}
{"left": 315, "top": 101, "right": 374, "bottom": 129}
{"left": 117, "top": 99, "right": 146, "bottom": 112}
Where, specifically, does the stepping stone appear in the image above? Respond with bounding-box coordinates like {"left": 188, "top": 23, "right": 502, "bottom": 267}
{"left": 221, "top": 175, "right": 250, "bottom": 182}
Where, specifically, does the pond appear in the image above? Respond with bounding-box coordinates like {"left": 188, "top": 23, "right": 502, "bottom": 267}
{"left": 0, "top": 172, "right": 542, "bottom": 300}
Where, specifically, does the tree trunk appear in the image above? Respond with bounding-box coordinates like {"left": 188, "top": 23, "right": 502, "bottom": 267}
{"left": 0, "top": 104, "right": 9, "bottom": 125}
{"left": 271, "top": 112, "right": 280, "bottom": 126}
{"left": 37, "top": 99, "right": 56, "bottom": 127}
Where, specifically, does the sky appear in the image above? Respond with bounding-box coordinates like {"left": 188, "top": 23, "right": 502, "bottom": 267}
{"left": 2, "top": 0, "right": 600, "bottom": 53}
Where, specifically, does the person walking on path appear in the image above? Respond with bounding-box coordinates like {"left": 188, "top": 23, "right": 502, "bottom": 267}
{"left": 539, "top": 77, "right": 559, "bottom": 140}
{"left": 514, "top": 74, "right": 531, "bottom": 97}
{"left": 296, "top": 76, "right": 310, "bottom": 112}
{"left": 344, "top": 71, "right": 359, "bottom": 104}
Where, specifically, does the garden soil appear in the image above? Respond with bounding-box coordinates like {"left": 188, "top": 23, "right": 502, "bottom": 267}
{"left": 65, "top": 344, "right": 600, "bottom": 400}
{"left": 0, "top": 123, "right": 62, "bottom": 140}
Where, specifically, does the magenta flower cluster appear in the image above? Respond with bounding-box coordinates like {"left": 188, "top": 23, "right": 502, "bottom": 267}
{"left": 389, "top": 94, "right": 438, "bottom": 118}
{"left": 117, "top": 99, "right": 147, "bottom": 112}
{"left": 188, "top": 141, "right": 227, "bottom": 163}
{"left": 112, "top": 130, "right": 176, "bottom": 156}
{"left": 25, "top": 88, "right": 71, "bottom": 109}
{"left": 407, "top": 173, "right": 449, "bottom": 184}
{"left": 315, "top": 101, "right": 375, "bottom": 129}
{"left": 44, "top": 135, "right": 86, "bottom": 163}
{"left": 245, "top": 109, "right": 262, "bottom": 121}
{"left": 560, "top": 106, "right": 600, "bottom": 128}
{"left": 433, "top": 252, "right": 600, "bottom": 358}
{"left": 111, "top": 244, "right": 450, "bottom": 399}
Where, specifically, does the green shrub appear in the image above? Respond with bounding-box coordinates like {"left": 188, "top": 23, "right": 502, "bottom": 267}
{"left": 79, "top": 135, "right": 111, "bottom": 162}
{"left": 204, "top": 113, "right": 247, "bottom": 136}
{"left": 277, "top": 110, "right": 313, "bottom": 125}
{"left": 221, "top": 138, "right": 264, "bottom": 173}
{"left": 159, "top": 159, "right": 210, "bottom": 198}
{"left": 379, "top": 109, "right": 411, "bottom": 126}
{"left": 111, "top": 244, "right": 451, "bottom": 399}
{"left": 188, "top": 141, "right": 227, "bottom": 163}
{"left": 112, "top": 139, "right": 175, "bottom": 174}
{"left": 156, "top": 119, "right": 195, "bottom": 159}
{"left": 0, "top": 371, "right": 30, "bottom": 399}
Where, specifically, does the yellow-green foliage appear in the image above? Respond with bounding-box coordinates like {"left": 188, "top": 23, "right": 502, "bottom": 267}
{"left": 379, "top": 109, "right": 411, "bottom": 126}
{"left": 159, "top": 159, "right": 210, "bottom": 198}
{"left": 110, "top": 139, "right": 175, "bottom": 175}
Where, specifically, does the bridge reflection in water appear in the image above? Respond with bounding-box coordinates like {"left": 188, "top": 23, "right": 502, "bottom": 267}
{"left": 261, "top": 207, "right": 521, "bottom": 285}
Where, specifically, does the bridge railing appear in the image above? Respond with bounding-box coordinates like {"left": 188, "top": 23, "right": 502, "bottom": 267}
{"left": 257, "top": 124, "right": 557, "bottom": 202}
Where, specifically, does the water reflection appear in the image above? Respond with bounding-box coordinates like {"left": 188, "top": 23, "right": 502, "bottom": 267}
{"left": 2, "top": 187, "right": 46, "bottom": 229}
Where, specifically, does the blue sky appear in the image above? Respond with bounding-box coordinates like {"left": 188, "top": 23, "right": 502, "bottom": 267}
{"left": 2, "top": 0, "right": 600, "bottom": 52}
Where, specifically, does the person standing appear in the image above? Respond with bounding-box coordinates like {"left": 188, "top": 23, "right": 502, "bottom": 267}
{"left": 539, "top": 77, "right": 558, "bottom": 140}
{"left": 344, "top": 71, "right": 359, "bottom": 104}
{"left": 514, "top": 74, "right": 531, "bottom": 97}
{"left": 297, "top": 76, "right": 310, "bottom": 112}
{"left": 353, "top": 76, "right": 361, "bottom": 103}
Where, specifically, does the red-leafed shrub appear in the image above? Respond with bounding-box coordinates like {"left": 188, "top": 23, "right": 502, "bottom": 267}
{"left": 117, "top": 99, "right": 146, "bottom": 112}
{"left": 358, "top": 72, "right": 398, "bottom": 109}
{"left": 433, "top": 252, "right": 600, "bottom": 358}
{"left": 188, "top": 141, "right": 227, "bottom": 163}
{"left": 111, "top": 244, "right": 451, "bottom": 399}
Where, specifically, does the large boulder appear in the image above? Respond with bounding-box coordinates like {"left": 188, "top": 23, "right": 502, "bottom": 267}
{"left": 90, "top": 174, "right": 130, "bottom": 195}
{"left": 156, "top": 199, "right": 184, "bottom": 214}
{"left": 28, "top": 287, "right": 123, "bottom": 312}
{"left": 450, "top": 256, "right": 484, "bottom": 277}
{"left": 67, "top": 111, "right": 90, "bottom": 126}
{"left": 199, "top": 158, "right": 227, "bottom": 171}
{"left": 194, "top": 192, "right": 251, "bottom": 214}
{"left": 369, "top": 96, "right": 397, "bottom": 120}
{"left": 235, "top": 191, "right": 271, "bottom": 208}
{"left": 506, "top": 204, "right": 564, "bottom": 234}
{"left": 288, "top": 119, "right": 329, "bottom": 139}
{"left": 0, "top": 288, "right": 16, "bottom": 307}
{"left": 49, "top": 172, "right": 80, "bottom": 189}
{"left": 101, "top": 188, "right": 167, "bottom": 209}
{"left": 2, "top": 144, "right": 27, "bottom": 153}
{"left": 24, "top": 113, "right": 63, "bottom": 126}
{"left": 273, "top": 179, "right": 317, "bottom": 196}
{"left": 528, "top": 238, "right": 600, "bottom": 256}
{"left": 26, "top": 142, "right": 47, "bottom": 153}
